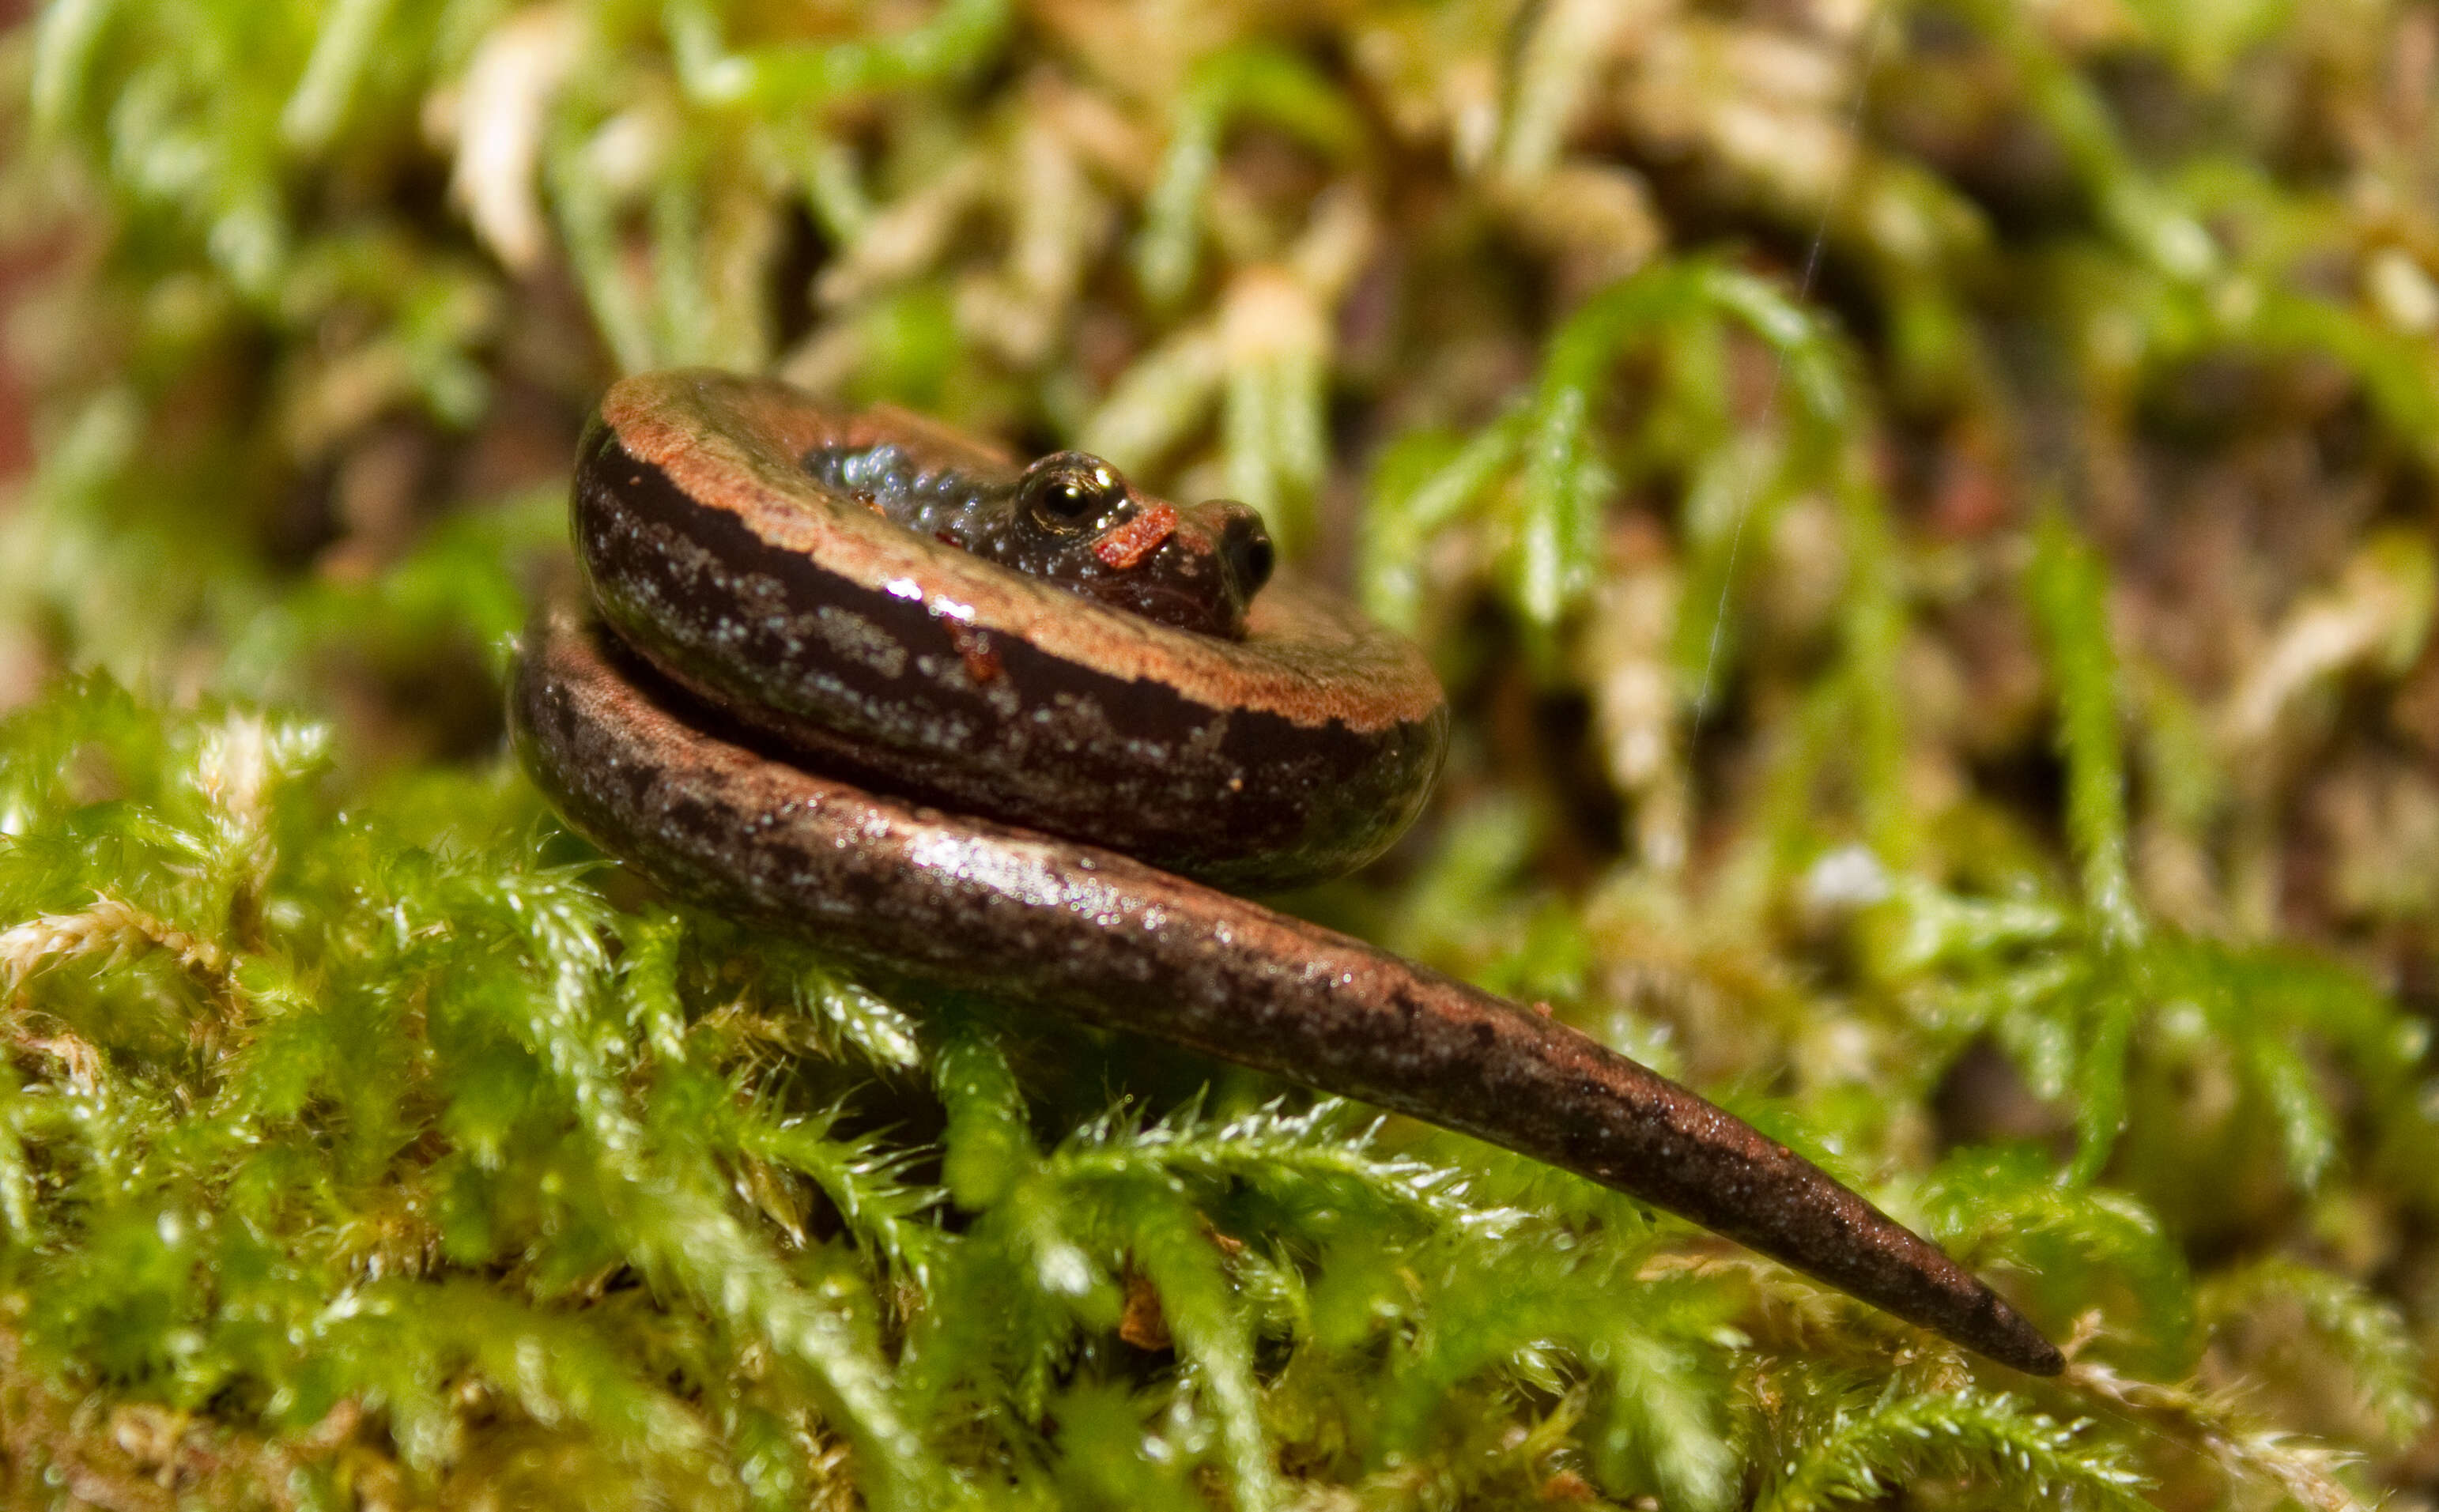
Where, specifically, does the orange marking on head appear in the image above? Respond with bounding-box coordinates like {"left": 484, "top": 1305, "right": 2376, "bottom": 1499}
{"left": 1091, "top": 502, "right": 1177, "bottom": 571}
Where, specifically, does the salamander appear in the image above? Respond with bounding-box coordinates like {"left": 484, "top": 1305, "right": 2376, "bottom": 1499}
{"left": 509, "top": 368, "right": 2063, "bottom": 1376}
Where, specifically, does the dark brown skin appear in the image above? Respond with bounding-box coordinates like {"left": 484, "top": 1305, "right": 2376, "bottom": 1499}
{"left": 515, "top": 369, "right": 2065, "bottom": 1376}
{"left": 799, "top": 442, "right": 1276, "bottom": 638}
{"left": 574, "top": 371, "right": 1444, "bottom": 890}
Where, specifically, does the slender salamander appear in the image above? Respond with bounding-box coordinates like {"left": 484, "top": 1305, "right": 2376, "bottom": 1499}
{"left": 509, "top": 368, "right": 2063, "bottom": 1376}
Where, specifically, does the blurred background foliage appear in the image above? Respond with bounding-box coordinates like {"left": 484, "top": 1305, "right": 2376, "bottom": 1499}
{"left": 2, "top": 0, "right": 2439, "bottom": 1504}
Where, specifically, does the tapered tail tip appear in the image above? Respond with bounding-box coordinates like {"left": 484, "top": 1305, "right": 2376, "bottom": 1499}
{"left": 1968, "top": 1293, "right": 2066, "bottom": 1375}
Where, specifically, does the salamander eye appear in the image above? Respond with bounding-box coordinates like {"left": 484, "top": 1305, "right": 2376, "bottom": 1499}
{"left": 1018, "top": 451, "right": 1126, "bottom": 534}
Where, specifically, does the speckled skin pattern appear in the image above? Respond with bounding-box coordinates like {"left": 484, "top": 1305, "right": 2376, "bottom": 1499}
{"left": 513, "top": 370, "right": 2064, "bottom": 1376}
{"left": 574, "top": 370, "right": 1445, "bottom": 890}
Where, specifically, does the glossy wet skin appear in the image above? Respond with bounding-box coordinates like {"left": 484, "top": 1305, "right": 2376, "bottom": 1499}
{"left": 801, "top": 443, "right": 1276, "bottom": 639}
{"left": 515, "top": 369, "right": 2066, "bottom": 1376}
{"left": 572, "top": 374, "right": 1446, "bottom": 890}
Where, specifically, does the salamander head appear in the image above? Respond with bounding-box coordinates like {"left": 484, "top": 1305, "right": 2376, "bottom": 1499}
{"left": 802, "top": 441, "right": 1274, "bottom": 638}
{"left": 1006, "top": 451, "right": 1272, "bottom": 639}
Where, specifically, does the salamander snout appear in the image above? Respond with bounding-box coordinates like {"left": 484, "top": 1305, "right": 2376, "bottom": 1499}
{"left": 1217, "top": 507, "right": 1275, "bottom": 598}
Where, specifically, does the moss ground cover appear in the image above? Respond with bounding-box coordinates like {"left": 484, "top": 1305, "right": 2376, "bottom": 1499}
{"left": 3, "top": 0, "right": 2439, "bottom": 1504}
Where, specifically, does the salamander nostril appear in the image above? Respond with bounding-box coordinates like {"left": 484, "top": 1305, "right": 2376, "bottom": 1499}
{"left": 1224, "top": 518, "right": 1275, "bottom": 594}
